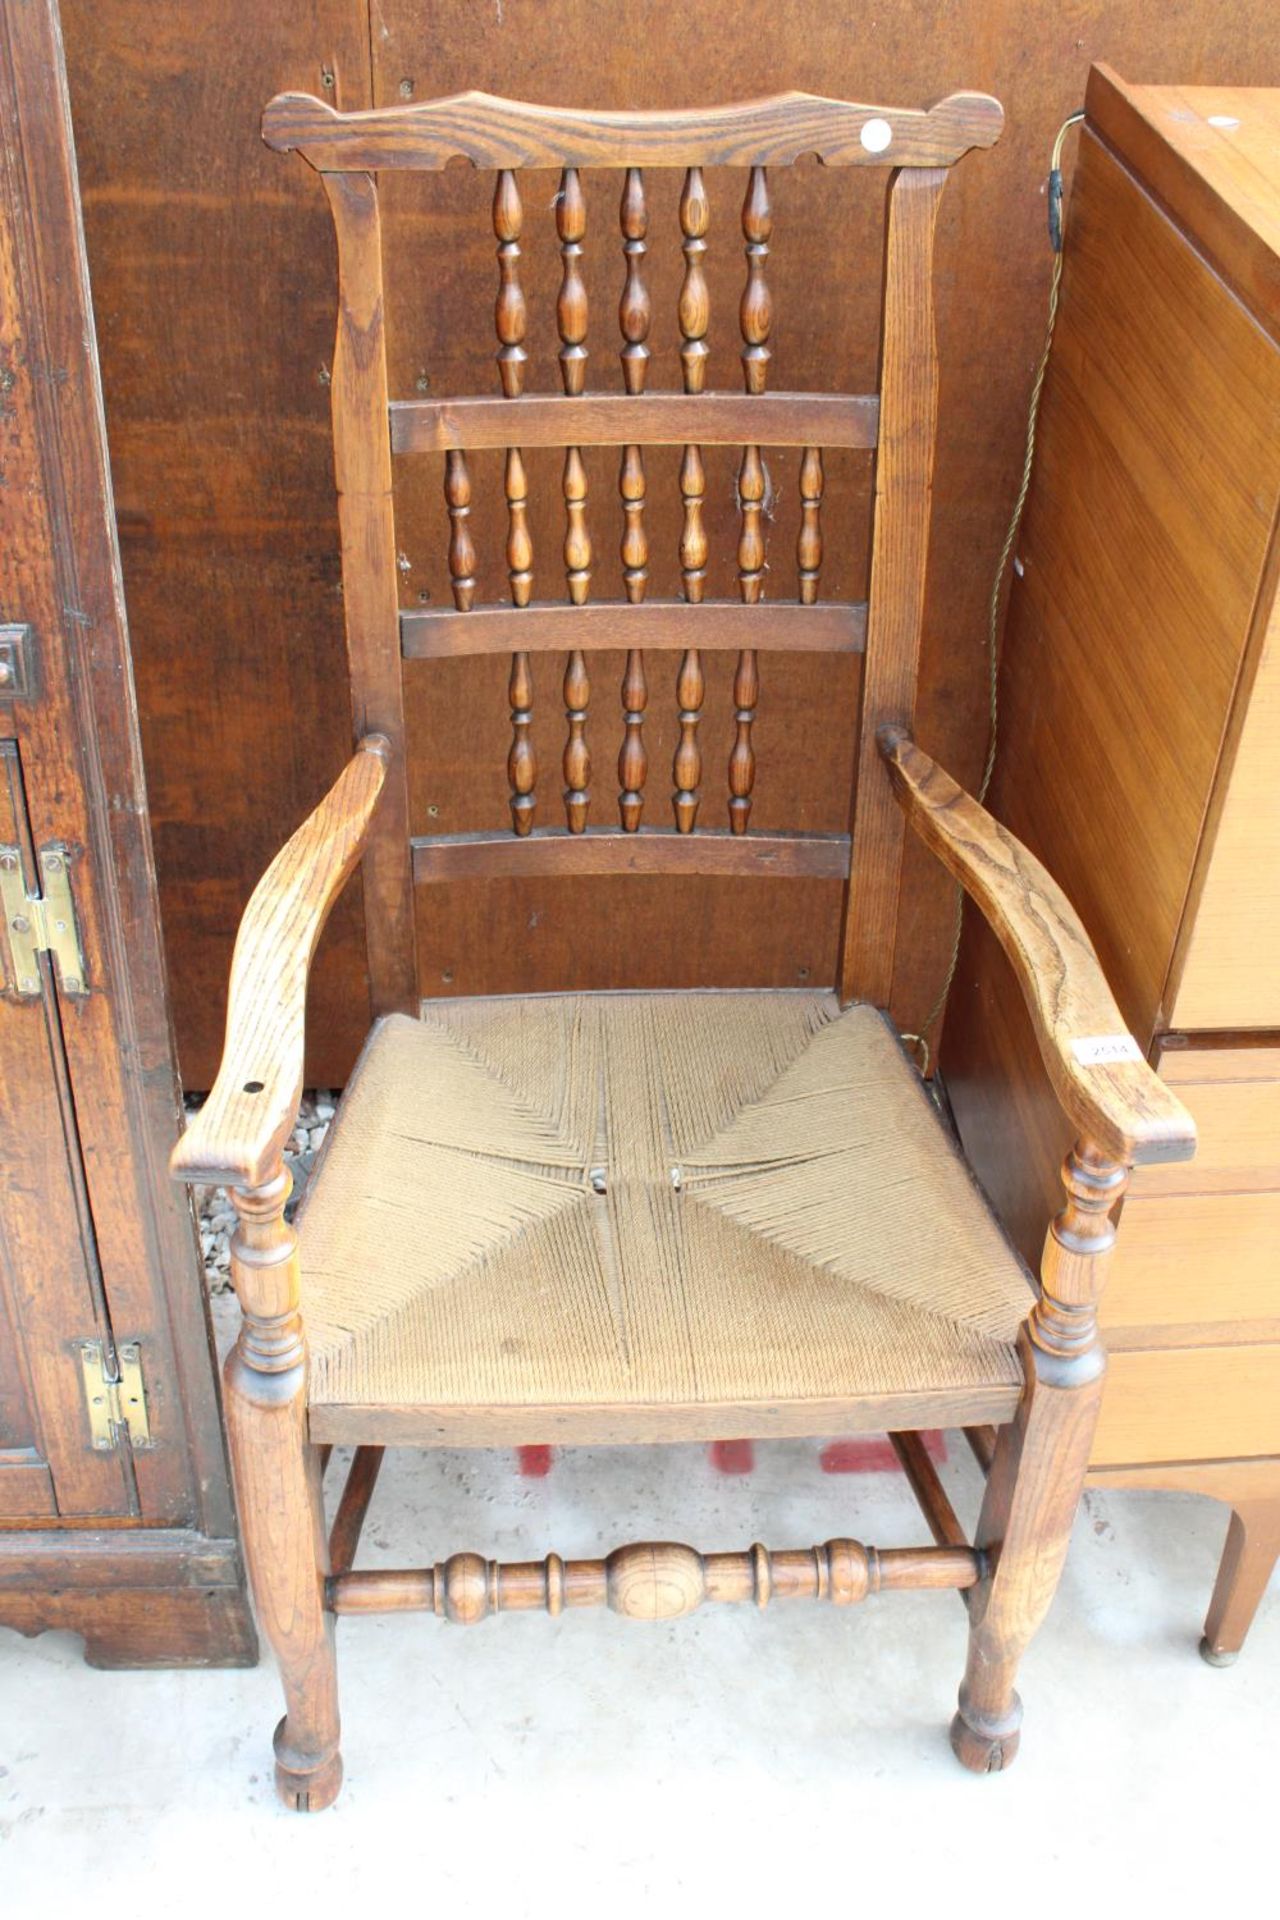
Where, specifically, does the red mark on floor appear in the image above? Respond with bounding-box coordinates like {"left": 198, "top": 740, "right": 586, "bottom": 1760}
{"left": 515, "top": 1434, "right": 946, "bottom": 1479}
{"left": 820, "top": 1432, "right": 947, "bottom": 1474}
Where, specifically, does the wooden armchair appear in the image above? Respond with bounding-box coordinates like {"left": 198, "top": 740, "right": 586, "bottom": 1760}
{"left": 172, "top": 83, "right": 1195, "bottom": 1810}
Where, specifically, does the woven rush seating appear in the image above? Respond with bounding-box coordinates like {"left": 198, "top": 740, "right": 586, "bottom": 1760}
{"left": 299, "top": 993, "right": 1032, "bottom": 1442}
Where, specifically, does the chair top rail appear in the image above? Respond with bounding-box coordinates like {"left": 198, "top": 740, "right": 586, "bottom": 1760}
{"left": 263, "top": 88, "right": 1003, "bottom": 174}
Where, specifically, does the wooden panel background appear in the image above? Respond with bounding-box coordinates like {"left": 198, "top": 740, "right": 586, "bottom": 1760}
{"left": 61, "top": 2, "right": 1276, "bottom": 1087}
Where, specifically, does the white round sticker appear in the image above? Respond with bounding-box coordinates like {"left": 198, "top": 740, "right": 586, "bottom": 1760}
{"left": 861, "top": 117, "right": 893, "bottom": 154}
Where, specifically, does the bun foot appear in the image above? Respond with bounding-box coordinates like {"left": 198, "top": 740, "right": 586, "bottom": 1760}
{"left": 949, "top": 1692, "right": 1023, "bottom": 1774}
{"left": 273, "top": 1716, "right": 344, "bottom": 1811}
{"left": 1199, "top": 1635, "right": 1239, "bottom": 1669}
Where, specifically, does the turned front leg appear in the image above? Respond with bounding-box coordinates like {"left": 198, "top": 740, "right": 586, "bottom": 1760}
{"left": 226, "top": 1165, "right": 341, "bottom": 1812}
{"left": 952, "top": 1139, "right": 1126, "bottom": 1773}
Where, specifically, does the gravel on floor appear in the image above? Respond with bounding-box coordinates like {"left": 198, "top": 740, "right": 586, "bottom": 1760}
{"left": 185, "top": 1089, "right": 335, "bottom": 1292}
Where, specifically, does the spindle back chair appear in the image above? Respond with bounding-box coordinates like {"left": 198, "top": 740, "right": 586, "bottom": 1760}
{"left": 172, "top": 83, "right": 1196, "bottom": 1810}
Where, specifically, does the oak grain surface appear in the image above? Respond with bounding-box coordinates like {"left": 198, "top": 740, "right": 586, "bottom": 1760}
{"left": 880, "top": 731, "right": 1195, "bottom": 1166}
{"left": 263, "top": 87, "right": 1003, "bottom": 172}
{"left": 172, "top": 740, "right": 388, "bottom": 1187}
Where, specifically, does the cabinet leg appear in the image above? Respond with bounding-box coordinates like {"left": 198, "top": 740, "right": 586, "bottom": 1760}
{"left": 1200, "top": 1500, "right": 1280, "bottom": 1667}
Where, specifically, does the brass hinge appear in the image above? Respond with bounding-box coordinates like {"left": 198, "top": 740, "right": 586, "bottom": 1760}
{"left": 75, "top": 1339, "right": 152, "bottom": 1451}
{"left": 0, "top": 842, "right": 87, "bottom": 997}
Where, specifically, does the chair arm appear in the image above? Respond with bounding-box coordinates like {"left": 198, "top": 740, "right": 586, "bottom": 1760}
{"left": 170, "top": 735, "right": 391, "bottom": 1190}
{"left": 878, "top": 727, "right": 1196, "bottom": 1168}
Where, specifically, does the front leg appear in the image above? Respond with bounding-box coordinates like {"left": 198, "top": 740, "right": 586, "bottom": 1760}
{"left": 227, "top": 1166, "right": 342, "bottom": 1811}
{"left": 952, "top": 1140, "right": 1125, "bottom": 1771}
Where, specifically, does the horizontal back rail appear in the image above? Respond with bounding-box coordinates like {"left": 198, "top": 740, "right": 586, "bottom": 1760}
{"left": 401, "top": 600, "right": 866, "bottom": 660}
{"left": 390, "top": 392, "right": 879, "bottom": 455}
{"left": 263, "top": 89, "right": 1003, "bottom": 174}
{"left": 411, "top": 827, "right": 850, "bottom": 883}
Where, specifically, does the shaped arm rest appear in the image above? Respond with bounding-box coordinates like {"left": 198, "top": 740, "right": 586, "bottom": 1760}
{"left": 878, "top": 727, "right": 1196, "bottom": 1168}
{"left": 170, "top": 735, "right": 391, "bottom": 1190}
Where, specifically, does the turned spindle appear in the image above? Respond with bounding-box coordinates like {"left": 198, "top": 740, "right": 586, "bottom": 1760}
{"left": 557, "top": 167, "right": 591, "bottom": 608}
{"left": 620, "top": 443, "right": 648, "bottom": 604}
{"left": 618, "top": 647, "right": 648, "bottom": 830}
{"left": 505, "top": 447, "right": 533, "bottom": 607}
{"left": 729, "top": 647, "right": 759, "bottom": 834}
{"left": 738, "top": 444, "right": 766, "bottom": 601}
{"left": 740, "top": 165, "right": 772, "bottom": 396}
{"left": 444, "top": 449, "right": 475, "bottom": 612}
{"left": 676, "top": 168, "right": 709, "bottom": 832}
{"left": 673, "top": 647, "right": 704, "bottom": 832}
{"left": 619, "top": 171, "right": 650, "bottom": 607}
{"left": 679, "top": 444, "right": 707, "bottom": 605}
{"left": 557, "top": 166, "right": 588, "bottom": 395}
{"left": 730, "top": 168, "right": 772, "bottom": 828}
{"left": 563, "top": 649, "right": 590, "bottom": 831}
{"left": 737, "top": 165, "right": 772, "bottom": 602}
{"left": 494, "top": 173, "right": 532, "bottom": 606}
{"left": 327, "top": 1537, "right": 982, "bottom": 1623}
{"left": 564, "top": 446, "right": 591, "bottom": 605}
{"left": 508, "top": 650, "right": 535, "bottom": 835}
{"left": 679, "top": 166, "right": 710, "bottom": 395}
{"left": 494, "top": 173, "right": 534, "bottom": 828}
{"left": 678, "top": 167, "right": 709, "bottom": 618}
{"left": 798, "top": 445, "right": 824, "bottom": 603}
{"left": 619, "top": 167, "right": 650, "bottom": 395}
{"left": 493, "top": 169, "right": 527, "bottom": 398}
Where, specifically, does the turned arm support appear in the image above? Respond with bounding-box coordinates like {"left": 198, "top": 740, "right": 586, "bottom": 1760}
{"left": 877, "top": 727, "right": 1196, "bottom": 1169}
{"left": 170, "top": 735, "right": 391, "bottom": 1190}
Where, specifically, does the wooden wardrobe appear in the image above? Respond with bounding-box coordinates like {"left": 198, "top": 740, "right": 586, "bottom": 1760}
{"left": 0, "top": 0, "right": 254, "bottom": 1666}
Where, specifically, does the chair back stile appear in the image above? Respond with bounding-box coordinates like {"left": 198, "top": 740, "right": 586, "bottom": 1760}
{"left": 264, "top": 86, "right": 1004, "bottom": 1019}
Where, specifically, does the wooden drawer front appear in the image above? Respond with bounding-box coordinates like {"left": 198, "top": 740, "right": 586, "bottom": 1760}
{"left": 1103, "top": 1190, "right": 1280, "bottom": 1332}
{"left": 1092, "top": 1345, "right": 1280, "bottom": 1466}
{"left": 1129, "top": 1047, "right": 1280, "bottom": 1198}
{"left": 1173, "top": 607, "right": 1280, "bottom": 1029}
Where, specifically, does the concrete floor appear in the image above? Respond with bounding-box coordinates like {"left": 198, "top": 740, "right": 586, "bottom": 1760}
{"left": 3, "top": 1419, "right": 1275, "bottom": 1915}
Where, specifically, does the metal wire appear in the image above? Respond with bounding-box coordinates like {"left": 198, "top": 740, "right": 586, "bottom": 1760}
{"left": 902, "top": 110, "right": 1085, "bottom": 1078}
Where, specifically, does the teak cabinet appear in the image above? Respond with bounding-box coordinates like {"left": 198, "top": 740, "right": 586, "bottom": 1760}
{"left": 944, "top": 67, "right": 1280, "bottom": 1659}
{"left": 0, "top": 0, "right": 254, "bottom": 1666}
